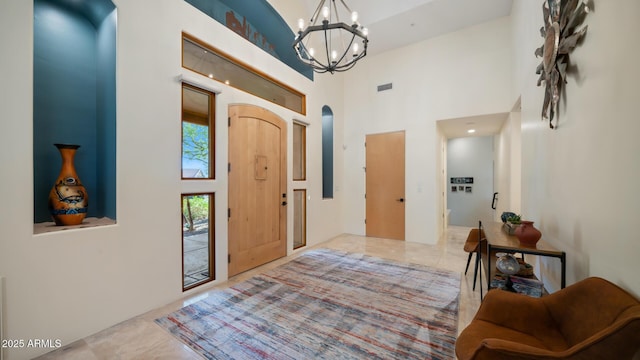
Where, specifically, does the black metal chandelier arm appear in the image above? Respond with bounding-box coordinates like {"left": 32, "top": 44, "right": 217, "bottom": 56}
{"left": 297, "top": 21, "right": 365, "bottom": 37}
{"left": 293, "top": 22, "right": 367, "bottom": 52}
{"left": 310, "top": 0, "right": 326, "bottom": 24}
{"left": 332, "top": 33, "right": 356, "bottom": 69}
{"left": 331, "top": 57, "right": 361, "bottom": 72}
{"left": 338, "top": 0, "right": 353, "bottom": 15}
{"left": 322, "top": 28, "right": 332, "bottom": 71}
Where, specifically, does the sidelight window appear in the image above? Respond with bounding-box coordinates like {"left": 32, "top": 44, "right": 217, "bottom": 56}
{"left": 182, "top": 83, "right": 214, "bottom": 179}
{"left": 181, "top": 82, "right": 215, "bottom": 291}
{"left": 182, "top": 193, "right": 214, "bottom": 290}
{"left": 293, "top": 122, "right": 306, "bottom": 181}
{"left": 293, "top": 189, "right": 307, "bottom": 249}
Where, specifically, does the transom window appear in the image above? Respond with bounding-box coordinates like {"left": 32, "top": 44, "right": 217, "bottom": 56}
{"left": 182, "top": 33, "right": 306, "bottom": 115}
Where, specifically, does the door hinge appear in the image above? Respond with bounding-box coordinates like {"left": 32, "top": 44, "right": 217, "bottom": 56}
{"left": 228, "top": 163, "right": 231, "bottom": 172}
{"left": 364, "top": 219, "right": 367, "bottom": 224}
{"left": 228, "top": 117, "right": 231, "bottom": 126}
{"left": 228, "top": 208, "right": 231, "bottom": 218}
{"left": 364, "top": 193, "right": 366, "bottom": 199}
{"left": 228, "top": 254, "right": 231, "bottom": 263}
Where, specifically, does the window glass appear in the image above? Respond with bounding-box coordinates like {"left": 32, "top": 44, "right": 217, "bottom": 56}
{"left": 182, "top": 193, "right": 215, "bottom": 290}
{"left": 182, "top": 84, "right": 214, "bottom": 179}
{"left": 293, "top": 189, "right": 306, "bottom": 249}
{"left": 182, "top": 34, "right": 305, "bottom": 115}
{"left": 293, "top": 122, "right": 306, "bottom": 181}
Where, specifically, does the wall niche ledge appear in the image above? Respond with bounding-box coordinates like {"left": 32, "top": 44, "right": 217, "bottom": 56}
{"left": 34, "top": 217, "right": 117, "bottom": 235}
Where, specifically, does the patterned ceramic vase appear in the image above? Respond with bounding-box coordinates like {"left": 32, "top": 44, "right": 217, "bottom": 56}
{"left": 514, "top": 221, "right": 541, "bottom": 247}
{"left": 48, "top": 144, "right": 88, "bottom": 225}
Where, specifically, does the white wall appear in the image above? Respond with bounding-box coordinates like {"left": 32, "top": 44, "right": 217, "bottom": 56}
{"left": 343, "top": 17, "right": 513, "bottom": 243}
{"left": 0, "top": 0, "right": 344, "bottom": 358}
{"left": 494, "top": 109, "right": 522, "bottom": 218}
{"left": 436, "top": 127, "right": 447, "bottom": 239}
{"left": 511, "top": 1, "right": 640, "bottom": 295}
{"left": 447, "top": 136, "right": 495, "bottom": 227}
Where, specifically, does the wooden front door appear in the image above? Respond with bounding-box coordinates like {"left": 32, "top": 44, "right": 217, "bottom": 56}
{"left": 366, "top": 131, "right": 406, "bottom": 240}
{"left": 228, "top": 105, "right": 287, "bottom": 277}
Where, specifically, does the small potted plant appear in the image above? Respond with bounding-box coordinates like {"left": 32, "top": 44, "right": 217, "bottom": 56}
{"left": 504, "top": 213, "right": 522, "bottom": 235}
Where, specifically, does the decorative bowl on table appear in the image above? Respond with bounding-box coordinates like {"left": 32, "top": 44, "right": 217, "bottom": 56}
{"left": 495, "top": 252, "right": 520, "bottom": 276}
{"left": 496, "top": 252, "right": 520, "bottom": 292}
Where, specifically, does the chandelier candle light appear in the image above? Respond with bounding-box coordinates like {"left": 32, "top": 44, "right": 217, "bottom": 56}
{"left": 293, "top": 0, "right": 368, "bottom": 73}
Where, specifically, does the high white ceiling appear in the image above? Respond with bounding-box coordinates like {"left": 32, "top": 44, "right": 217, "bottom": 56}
{"left": 299, "top": 0, "right": 513, "bottom": 56}
{"left": 297, "top": 0, "right": 515, "bottom": 138}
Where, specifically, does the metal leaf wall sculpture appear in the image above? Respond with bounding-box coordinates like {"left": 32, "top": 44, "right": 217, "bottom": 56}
{"left": 535, "top": 0, "right": 590, "bottom": 129}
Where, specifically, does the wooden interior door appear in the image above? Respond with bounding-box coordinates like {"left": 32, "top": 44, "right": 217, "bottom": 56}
{"left": 366, "top": 131, "right": 405, "bottom": 240}
{"left": 228, "top": 105, "right": 287, "bottom": 277}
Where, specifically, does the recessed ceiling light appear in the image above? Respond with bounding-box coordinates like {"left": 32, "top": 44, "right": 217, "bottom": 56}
{"left": 208, "top": 74, "right": 213, "bottom": 79}
{"left": 468, "top": 129, "right": 476, "bottom": 134}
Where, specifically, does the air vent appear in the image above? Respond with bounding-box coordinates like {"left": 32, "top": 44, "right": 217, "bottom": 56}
{"left": 377, "top": 83, "right": 393, "bottom": 92}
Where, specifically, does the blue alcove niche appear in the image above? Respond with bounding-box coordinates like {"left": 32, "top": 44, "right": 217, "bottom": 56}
{"left": 33, "top": 0, "right": 117, "bottom": 227}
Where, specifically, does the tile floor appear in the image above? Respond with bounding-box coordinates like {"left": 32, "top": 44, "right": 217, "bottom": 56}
{"left": 35, "top": 226, "right": 482, "bottom": 359}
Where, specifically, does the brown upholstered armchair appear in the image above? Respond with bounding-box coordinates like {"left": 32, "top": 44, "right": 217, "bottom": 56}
{"left": 456, "top": 277, "right": 640, "bottom": 360}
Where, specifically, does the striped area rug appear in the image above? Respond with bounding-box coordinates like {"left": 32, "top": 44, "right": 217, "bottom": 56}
{"left": 155, "top": 248, "right": 460, "bottom": 359}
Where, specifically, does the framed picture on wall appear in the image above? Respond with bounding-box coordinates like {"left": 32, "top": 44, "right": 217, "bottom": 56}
{"left": 451, "top": 177, "right": 473, "bottom": 184}
{"left": 451, "top": 186, "right": 457, "bottom": 192}
{"left": 458, "top": 186, "right": 464, "bottom": 191}
{"left": 465, "top": 186, "right": 472, "bottom": 193}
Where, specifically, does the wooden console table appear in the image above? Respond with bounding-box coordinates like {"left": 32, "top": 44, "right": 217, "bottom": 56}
{"left": 481, "top": 222, "right": 566, "bottom": 296}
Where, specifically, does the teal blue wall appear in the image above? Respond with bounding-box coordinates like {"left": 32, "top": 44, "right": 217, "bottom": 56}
{"left": 33, "top": 0, "right": 116, "bottom": 222}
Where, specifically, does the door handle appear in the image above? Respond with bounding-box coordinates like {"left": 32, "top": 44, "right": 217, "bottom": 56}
{"left": 397, "top": 198, "right": 404, "bottom": 203}
{"left": 282, "top": 201, "right": 287, "bottom": 206}
{"left": 491, "top": 192, "right": 498, "bottom": 210}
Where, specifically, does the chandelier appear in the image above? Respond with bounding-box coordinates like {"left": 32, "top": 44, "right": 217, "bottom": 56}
{"left": 293, "top": 0, "right": 368, "bottom": 74}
